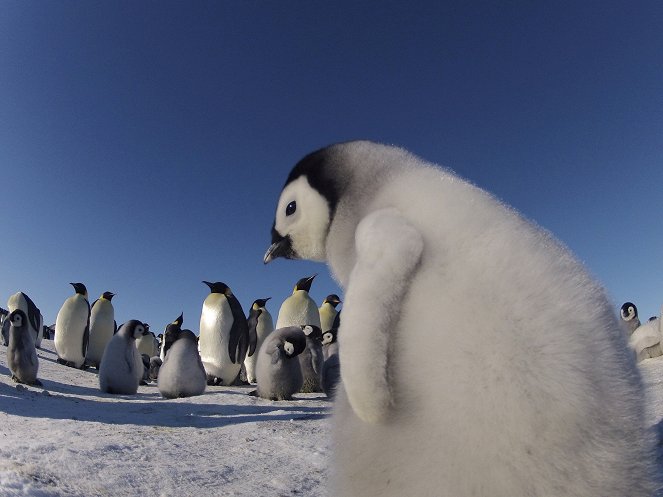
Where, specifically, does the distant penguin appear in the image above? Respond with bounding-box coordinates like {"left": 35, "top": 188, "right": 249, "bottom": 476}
{"left": 6, "top": 309, "right": 41, "bottom": 386}
{"left": 321, "top": 353, "right": 340, "bottom": 400}
{"left": 55, "top": 282, "right": 90, "bottom": 368}
{"left": 85, "top": 291, "right": 116, "bottom": 369}
{"left": 244, "top": 298, "right": 275, "bottom": 384}
{"left": 1, "top": 309, "right": 8, "bottom": 346}
{"left": 160, "top": 313, "right": 183, "bottom": 361}
{"left": 298, "top": 324, "right": 324, "bottom": 393}
{"left": 136, "top": 327, "right": 158, "bottom": 358}
{"left": 7, "top": 292, "right": 44, "bottom": 349}
{"left": 198, "top": 281, "right": 250, "bottom": 386}
{"left": 252, "top": 326, "right": 307, "bottom": 400}
{"left": 149, "top": 356, "right": 163, "bottom": 382}
{"left": 264, "top": 141, "right": 655, "bottom": 496}
{"left": 620, "top": 302, "right": 641, "bottom": 336}
{"left": 321, "top": 326, "right": 339, "bottom": 361}
{"left": 275, "top": 275, "right": 321, "bottom": 329}
{"left": 629, "top": 304, "right": 663, "bottom": 362}
{"left": 319, "top": 294, "right": 342, "bottom": 332}
{"left": 158, "top": 329, "right": 207, "bottom": 399}
{"left": 98, "top": 320, "right": 146, "bottom": 395}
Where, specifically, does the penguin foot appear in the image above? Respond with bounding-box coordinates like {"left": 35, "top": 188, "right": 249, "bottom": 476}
{"left": 30, "top": 379, "right": 43, "bottom": 387}
{"left": 248, "top": 390, "right": 258, "bottom": 397}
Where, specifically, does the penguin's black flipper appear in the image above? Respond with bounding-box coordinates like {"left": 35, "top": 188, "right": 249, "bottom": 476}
{"left": 82, "top": 324, "right": 89, "bottom": 359}
{"left": 226, "top": 294, "right": 249, "bottom": 364}
{"left": 246, "top": 307, "right": 262, "bottom": 358}
{"left": 22, "top": 293, "right": 41, "bottom": 334}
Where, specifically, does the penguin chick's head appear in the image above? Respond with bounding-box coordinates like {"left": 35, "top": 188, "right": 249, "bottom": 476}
{"left": 265, "top": 146, "right": 345, "bottom": 264}
{"left": 302, "top": 324, "right": 323, "bottom": 340}
{"left": 9, "top": 309, "right": 27, "bottom": 329}
{"left": 70, "top": 282, "right": 88, "bottom": 298}
{"left": 322, "top": 329, "right": 337, "bottom": 345}
{"left": 294, "top": 274, "right": 316, "bottom": 293}
{"left": 101, "top": 291, "right": 115, "bottom": 301}
{"left": 119, "top": 320, "right": 146, "bottom": 339}
{"left": 203, "top": 281, "right": 233, "bottom": 296}
{"left": 323, "top": 294, "right": 342, "bottom": 307}
{"left": 282, "top": 331, "right": 307, "bottom": 357}
{"left": 176, "top": 329, "right": 198, "bottom": 343}
{"left": 252, "top": 297, "right": 271, "bottom": 310}
{"left": 620, "top": 302, "right": 638, "bottom": 321}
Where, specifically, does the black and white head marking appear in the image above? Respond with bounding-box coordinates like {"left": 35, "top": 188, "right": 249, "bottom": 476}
{"left": 620, "top": 302, "right": 638, "bottom": 321}
{"left": 284, "top": 340, "right": 295, "bottom": 356}
{"left": 9, "top": 309, "right": 26, "bottom": 328}
{"left": 264, "top": 147, "right": 342, "bottom": 264}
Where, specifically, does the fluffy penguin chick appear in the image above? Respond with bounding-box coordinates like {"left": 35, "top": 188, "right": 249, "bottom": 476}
{"left": 7, "top": 310, "right": 41, "bottom": 386}
{"left": 253, "top": 326, "right": 307, "bottom": 400}
{"left": 298, "top": 324, "right": 324, "bottom": 393}
{"left": 7, "top": 292, "right": 44, "bottom": 349}
{"left": 158, "top": 330, "right": 207, "bottom": 399}
{"left": 244, "top": 298, "right": 274, "bottom": 384}
{"left": 160, "top": 313, "right": 183, "bottom": 361}
{"left": 54, "top": 282, "right": 90, "bottom": 368}
{"left": 620, "top": 302, "right": 641, "bottom": 336}
{"left": 98, "top": 320, "right": 146, "bottom": 395}
{"left": 86, "top": 291, "right": 116, "bottom": 369}
{"left": 264, "top": 141, "right": 655, "bottom": 497}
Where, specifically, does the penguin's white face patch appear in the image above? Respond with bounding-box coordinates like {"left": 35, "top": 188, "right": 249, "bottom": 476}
{"left": 283, "top": 341, "right": 295, "bottom": 356}
{"left": 11, "top": 313, "right": 23, "bottom": 327}
{"left": 322, "top": 332, "right": 333, "bottom": 345}
{"left": 622, "top": 307, "right": 635, "bottom": 320}
{"left": 133, "top": 325, "right": 145, "bottom": 338}
{"left": 302, "top": 325, "right": 313, "bottom": 336}
{"left": 274, "top": 176, "right": 331, "bottom": 262}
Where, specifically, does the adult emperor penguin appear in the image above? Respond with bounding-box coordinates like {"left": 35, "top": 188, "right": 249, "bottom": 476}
{"left": 158, "top": 329, "right": 207, "bottom": 399}
{"left": 264, "top": 141, "right": 655, "bottom": 497}
{"left": 85, "top": 291, "right": 116, "bottom": 369}
{"left": 6, "top": 309, "right": 41, "bottom": 386}
{"left": 54, "top": 282, "right": 90, "bottom": 368}
{"left": 251, "top": 325, "right": 307, "bottom": 400}
{"left": 620, "top": 302, "right": 641, "bottom": 336}
{"left": 244, "top": 298, "right": 274, "bottom": 384}
{"left": 319, "top": 294, "right": 342, "bottom": 332}
{"left": 198, "top": 281, "right": 250, "bottom": 385}
{"left": 7, "top": 292, "right": 44, "bottom": 349}
{"left": 275, "top": 275, "right": 321, "bottom": 329}
{"left": 98, "top": 320, "right": 146, "bottom": 395}
{"left": 160, "top": 313, "right": 183, "bottom": 361}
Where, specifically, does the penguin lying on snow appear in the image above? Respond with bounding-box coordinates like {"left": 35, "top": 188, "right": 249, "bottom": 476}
{"left": 251, "top": 326, "right": 307, "bottom": 401}
{"left": 98, "top": 320, "right": 146, "bottom": 395}
{"left": 158, "top": 329, "right": 207, "bottom": 399}
{"left": 6, "top": 309, "right": 41, "bottom": 386}
{"left": 264, "top": 140, "right": 655, "bottom": 497}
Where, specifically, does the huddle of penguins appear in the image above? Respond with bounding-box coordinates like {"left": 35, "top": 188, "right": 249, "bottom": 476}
{"left": 621, "top": 301, "right": 663, "bottom": 362}
{"left": 0, "top": 278, "right": 342, "bottom": 401}
{"left": 0, "top": 140, "right": 659, "bottom": 496}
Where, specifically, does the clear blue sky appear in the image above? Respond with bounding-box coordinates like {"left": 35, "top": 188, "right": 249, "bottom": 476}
{"left": 1, "top": 1, "right": 661, "bottom": 331}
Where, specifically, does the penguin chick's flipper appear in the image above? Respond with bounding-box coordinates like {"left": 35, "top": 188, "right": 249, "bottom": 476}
{"left": 340, "top": 208, "right": 424, "bottom": 424}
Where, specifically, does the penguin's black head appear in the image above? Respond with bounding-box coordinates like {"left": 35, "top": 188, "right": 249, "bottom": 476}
{"left": 177, "top": 329, "right": 198, "bottom": 343}
{"left": 322, "top": 328, "right": 338, "bottom": 345}
{"left": 620, "top": 302, "right": 638, "bottom": 320}
{"left": 70, "top": 282, "right": 88, "bottom": 297}
{"left": 282, "top": 329, "right": 307, "bottom": 357}
{"left": 324, "top": 294, "right": 342, "bottom": 308}
{"left": 120, "top": 320, "right": 146, "bottom": 339}
{"left": 203, "top": 281, "right": 232, "bottom": 296}
{"left": 8, "top": 309, "right": 27, "bottom": 329}
{"left": 294, "top": 274, "right": 316, "bottom": 293}
{"left": 172, "top": 313, "right": 184, "bottom": 327}
{"left": 264, "top": 146, "right": 344, "bottom": 264}
{"left": 301, "top": 324, "right": 323, "bottom": 340}
{"left": 102, "top": 291, "right": 115, "bottom": 301}
{"left": 253, "top": 297, "right": 271, "bottom": 310}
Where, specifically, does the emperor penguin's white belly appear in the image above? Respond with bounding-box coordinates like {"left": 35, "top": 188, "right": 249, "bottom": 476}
{"left": 198, "top": 294, "right": 240, "bottom": 384}
{"left": 276, "top": 291, "right": 321, "bottom": 328}
{"left": 55, "top": 294, "right": 89, "bottom": 367}
{"left": 86, "top": 301, "right": 115, "bottom": 367}
{"left": 244, "top": 311, "right": 274, "bottom": 383}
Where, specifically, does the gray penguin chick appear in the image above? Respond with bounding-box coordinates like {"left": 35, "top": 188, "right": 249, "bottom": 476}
{"left": 7, "top": 309, "right": 41, "bottom": 386}
{"left": 98, "top": 320, "right": 145, "bottom": 395}
{"left": 298, "top": 324, "right": 324, "bottom": 393}
{"left": 252, "top": 326, "right": 307, "bottom": 400}
{"left": 158, "top": 329, "right": 207, "bottom": 399}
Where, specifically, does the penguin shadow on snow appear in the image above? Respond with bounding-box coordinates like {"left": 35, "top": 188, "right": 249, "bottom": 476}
{"left": 0, "top": 379, "right": 330, "bottom": 427}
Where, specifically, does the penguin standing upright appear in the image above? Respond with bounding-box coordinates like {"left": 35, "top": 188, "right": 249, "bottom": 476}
{"left": 158, "top": 329, "right": 207, "bottom": 398}
{"left": 319, "top": 294, "right": 342, "bottom": 332}
{"left": 620, "top": 302, "right": 641, "bottom": 336}
{"left": 6, "top": 309, "right": 41, "bottom": 386}
{"left": 160, "top": 313, "right": 183, "bottom": 361}
{"left": 98, "top": 320, "right": 146, "bottom": 395}
{"left": 264, "top": 141, "right": 655, "bottom": 497}
{"left": 54, "top": 282, "right": 90, "bottom": 368}
{"left": 6, "top": 292, "right": 44, "bottom": 349}
{"left": 85, "top": 291, "right": 116, "bottom": 369}
{"left": 252, "top": 325, "right": 307, "bottom": 400}
{"left": 136, "top": 325, "right": 158, "bottom": 358}
{"left": 198, "top": 281, "right": 249, "bottom": 385}
{"left": 244, "top": 298, "right": 274, "bottom": 384}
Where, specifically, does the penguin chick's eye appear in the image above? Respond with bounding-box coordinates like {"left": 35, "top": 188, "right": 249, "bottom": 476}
{"left": 284, "top": 341, "right": 295, "bottom": 356}
{"left": 136, "top": 325, "right": 145, "bottom": 335}
{"left": 628, "top": 307, "right": 634, "bottom": 315}
{"left": 285, "top": 201, "right": 297, "bottom": 216}
{"left": 12, "top": 315, "right": 23, "bottom": 326}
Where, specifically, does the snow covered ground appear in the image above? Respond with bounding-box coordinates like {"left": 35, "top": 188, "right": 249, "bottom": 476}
{"left": 0, "top": 340, "right": 331, "bottom": 497}
{"left": 1, "top": 339, "right": 663, "bottom": 496}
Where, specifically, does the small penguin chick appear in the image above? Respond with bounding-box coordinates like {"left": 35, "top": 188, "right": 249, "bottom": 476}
{"left": 620, "top": 302, "right": 641, "bottom": 335}
{"left": 98, "top": 320, "right": 146, "bottom": 395}
{"left": 158, "top": 329, "right": 207, "bottom": 399}
{"left": 7, "top": 309, "right": 41, "bottom": 386}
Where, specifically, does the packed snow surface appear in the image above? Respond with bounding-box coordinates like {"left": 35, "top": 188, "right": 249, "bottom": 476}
{"left": 2, "top": 340, "right": 663, "bottom": 496}
{"left": 0, "top": 340, "right": 330, "bottom": 496}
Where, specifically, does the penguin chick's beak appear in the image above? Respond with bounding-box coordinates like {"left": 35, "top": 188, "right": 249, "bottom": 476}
{"left": 264, "top": 233, "right": 296, "bottom": 264}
